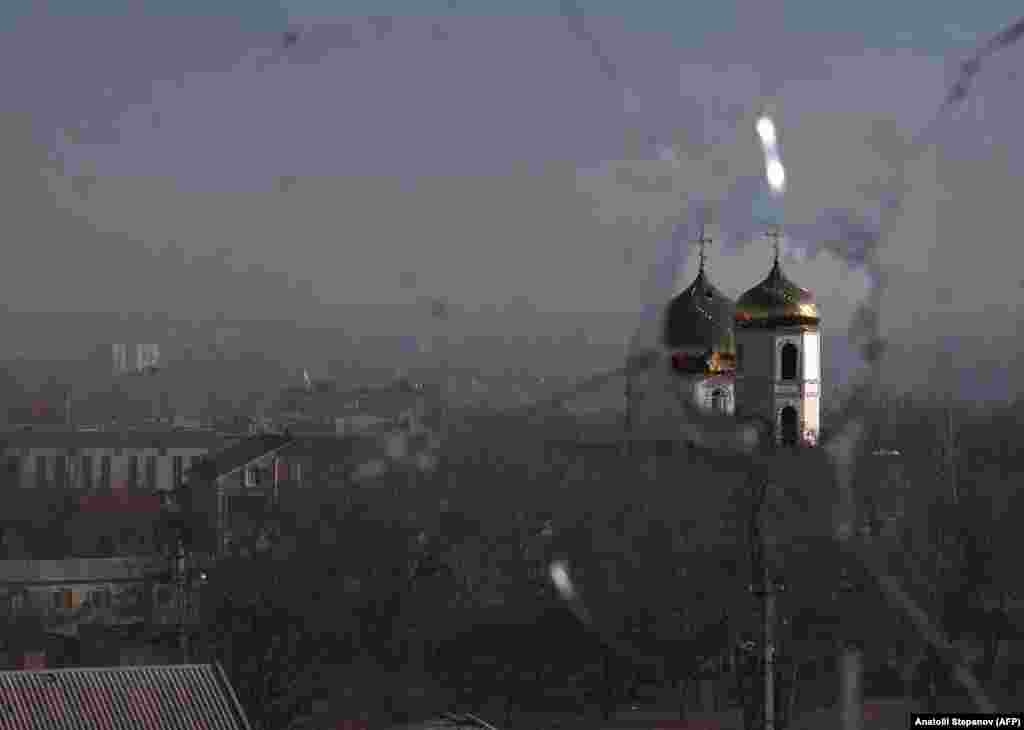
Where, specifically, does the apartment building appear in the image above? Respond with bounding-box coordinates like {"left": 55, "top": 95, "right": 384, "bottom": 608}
{"left": 0, "top": 430, "right": 231, "bottom": 492}
{"left": 0, "top": 557, "right": 158, "bottom": 627}
{"left": 183, "top": 431, "right": 427, "bottom": 560}
{"left": 0, "top": 556, "right": 176, "bottom": 669}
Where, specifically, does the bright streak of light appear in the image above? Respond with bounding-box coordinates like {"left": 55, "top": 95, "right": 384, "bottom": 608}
{"left": 766, "top": 156, "right": 786, "bottom": 193}
{"left": 756, "top": 116, "right": 777, "bottom": 147}
{"left": 550, "top": 560, "right": 575, "bottom": 599}
{"left": 757, "top": 114, "right": 786, "bottom": 195}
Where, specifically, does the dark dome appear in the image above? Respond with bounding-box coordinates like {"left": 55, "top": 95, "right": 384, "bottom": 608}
{"left": 662, "top": 269, "right": 736, "bottom": 356}
{"left": 735, "top": 261, "right": 819, "bottom": 328}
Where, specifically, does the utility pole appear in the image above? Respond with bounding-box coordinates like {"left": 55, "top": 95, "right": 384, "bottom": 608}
{"left": 164, "top": 473, "right": 193, "bottom": 665}
{"left": 622, "top": 373, "right": 632, "bottom": 458}
{"left": 64, "top": 386, "right": 73, "bottom": 429}
{"left": 945, "top": 405, "right": 958, "bottom": 506}
{"left": 748, "top": 477, "right": 781, "bottom": 730}
{"left": 175, "top": 535, "right": 190, "bottom": 663}
{"left": 837, "top": 568, "right": 864, "bottom": 730}
{"left": 750, "top": 576, "right": 778, "bottom": 730}
{"left": 430, "top": 296, "right": 452, "bottom": 488}
{"left": 764, "top": 580, "right": 777, "bottom": 730}
{"left": 840, "top": 644, "right": 864, "bottom": 730}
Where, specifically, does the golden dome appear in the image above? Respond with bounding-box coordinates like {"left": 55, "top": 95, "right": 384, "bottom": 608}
{"left": 735, "top": 261, "right": 819, "bottom": 327}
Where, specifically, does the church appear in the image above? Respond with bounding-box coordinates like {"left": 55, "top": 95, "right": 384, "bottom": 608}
{"left": 631, "top": 229, "right": 822, "bottom": 448}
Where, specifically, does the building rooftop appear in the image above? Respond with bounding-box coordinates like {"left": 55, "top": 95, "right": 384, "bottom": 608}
{"left": 387, "top": 716, "right": 498, "bottom": 730}
{"left": 0, "top": 663, "right": 252, "bottom": 730}
{"left": 186, "top": 433, "right": 294, "bottom": 482}
{"left": 0, "top": 430, "right": 229, "bottom": 450}
{"left": 0, "top": 557, "right": 158, "bottom": 584}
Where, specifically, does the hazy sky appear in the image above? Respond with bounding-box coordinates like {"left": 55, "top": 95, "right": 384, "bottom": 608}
{"left": 2, "top": 1, "right": 1022, "bottom": 393}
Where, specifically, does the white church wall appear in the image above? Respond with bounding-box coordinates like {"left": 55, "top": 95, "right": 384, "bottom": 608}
{"left": 802, "top": 331, "right": 821, "bottom": 382}
{"left": 799, "top": 329, "right": 822, "bottom": 445}
{"left": 736, "top": 329, "right": 775, "bottom": 423}
{"left": 802, "top": 392, "right": 820, "bottom": 445}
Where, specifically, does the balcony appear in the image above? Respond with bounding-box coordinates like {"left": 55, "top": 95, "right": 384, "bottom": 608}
{"left": 0, "top": 556, "right": 161, "bottom": 584}
{"left": 0, "top": 557, "right": 167, "bottom": 635}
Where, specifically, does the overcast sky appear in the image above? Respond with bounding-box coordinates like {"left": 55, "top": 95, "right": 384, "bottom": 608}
{"left": 1, "top": 1, "right": 1022, "bottom": 395}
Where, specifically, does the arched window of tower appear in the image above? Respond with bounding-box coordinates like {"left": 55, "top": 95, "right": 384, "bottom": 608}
{"left": 780, "top": 405, "right": 799, "bottom": 446}
{"left": 781, "top": 342, "right": 798, "bottom": 381}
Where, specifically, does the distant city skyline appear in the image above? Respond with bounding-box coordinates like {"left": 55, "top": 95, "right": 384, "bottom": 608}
{"left": 1, "top": 3, "right": 1022, "bottom": 399}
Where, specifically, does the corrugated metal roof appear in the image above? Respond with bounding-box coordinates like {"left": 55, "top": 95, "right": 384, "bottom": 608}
{"left": 0, "top": 663, "right": 252, "bottom": 730}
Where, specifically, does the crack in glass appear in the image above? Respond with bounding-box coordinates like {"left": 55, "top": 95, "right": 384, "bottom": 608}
{"left": 515, "top": 5, "right": 1024, "bottom": 719}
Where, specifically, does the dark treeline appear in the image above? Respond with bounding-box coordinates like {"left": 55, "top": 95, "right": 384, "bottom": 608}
{"left": 188, "top": 410, "right": 758, "bottom": 728}
{"left": 182, "top": 392, "right": 1024, "bottom": 727}
{"left": 4, "top": 390, "right": 1023, "bottom": 726}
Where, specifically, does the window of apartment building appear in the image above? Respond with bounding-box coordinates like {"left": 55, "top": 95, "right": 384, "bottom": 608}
{"left": 100, "top": 456, "right": 112, "bottom": 490}
{"left": 5, "top": 457, "right": 20, "bottom": 479}
{"left": 145, "top": 456, "right": 158, "bottom": 491}
{"left": 128, "top": 457, "right": 139, "bottom": 489}
{"left": 35, "top": 455, "right": 47, "bottom": 488}
{"left": 155, "top": 585, "right": 173, "bottom": 606}
{"left": 172, "top": 456, "right": 183, "bottom": 488}
{"left": 119, "top": 526, "right": 141, "bottom": 552}
{"left": 90, "top": 589, "right": 110, "bottom": 609}
{"left": 54, "top": 456, "right": 67, "bottom": 489}
{"left": 52, "top": 590, "right": 81, "bottom": 611}
{"left": 80, "top": 455, "right": 93, "bottom": 490}
{"left": 96, "top": 535, "right": 115, "bottom": 557}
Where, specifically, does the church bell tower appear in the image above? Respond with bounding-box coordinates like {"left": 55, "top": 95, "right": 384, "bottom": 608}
{"left": 734, "top": 228, "right": 821, "bottom": 446}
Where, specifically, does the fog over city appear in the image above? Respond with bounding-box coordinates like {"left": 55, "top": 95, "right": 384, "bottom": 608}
{"left": 1, "top": 3, "right": 1023, "bottom": 729}
{"left": 1, "top": 4, "right": 1022, "bottom": 400}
